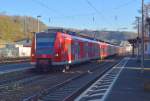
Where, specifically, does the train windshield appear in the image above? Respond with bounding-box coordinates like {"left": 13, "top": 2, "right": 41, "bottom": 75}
{"left": 36, "top": 32, "right": 56, "bottom": 54}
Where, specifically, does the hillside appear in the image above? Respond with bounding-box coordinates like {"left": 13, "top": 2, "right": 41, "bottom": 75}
{"left": 0, "top": 15, "right": 48, "bottom": 43}
{"left": 79, "top": 29, "right": 137, "bottom": 44}
{"left": 0, "top": 15, "right": 137, "bottom": 45}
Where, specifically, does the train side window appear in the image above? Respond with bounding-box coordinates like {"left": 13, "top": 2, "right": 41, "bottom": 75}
{"left": 74, "top": 41, "right": 78, "bottom": 54}
{"left": 71, "top": 42, "right": 74, "bottom": 54}
{"left": 78, "top": 42, "right": 80, "bottom": 54}
{"left": 58, "top": 41, "right": 61, "bottom": 48}
{"left": 68, "top": 44, "right": 71, "bottom": 54}
{"left": 84, "top": 42, "right": 87, "bottom": 53}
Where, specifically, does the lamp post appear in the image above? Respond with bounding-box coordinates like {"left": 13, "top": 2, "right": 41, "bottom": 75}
{"left": 37, "top": 15, "right": 41, "bottom": 32}
{"left": 141, "top": 0, "right": 144, "bottom": 72}
{"left": 24, "top": 16, "right": 27, "bottom": 36}
{"left": 136, "top": 16, "right": 140, "bottom": 59}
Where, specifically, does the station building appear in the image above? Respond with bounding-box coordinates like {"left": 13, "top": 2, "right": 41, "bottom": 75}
{"left": 0, "top": 39, "right": 31, "bottom": 58}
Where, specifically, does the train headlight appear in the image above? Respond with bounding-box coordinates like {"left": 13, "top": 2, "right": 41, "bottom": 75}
{"left": 55, "top": 53, "right": 59, "bottom": 57}
{"left": 31, "top": 54, "right": 34, "bottom": 56}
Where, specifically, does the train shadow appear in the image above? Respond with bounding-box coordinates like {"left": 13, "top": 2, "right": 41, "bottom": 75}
{"left": 30, "top": 55, "right": 120, "bottom": 74}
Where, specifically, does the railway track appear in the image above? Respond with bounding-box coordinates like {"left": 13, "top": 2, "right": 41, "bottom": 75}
{"left": 75, "top": 57, "right": 129, "bottom": 101}
{"left": 0, "top": 57, "right": 30, "bottom": 64}
{"left": 0, "top": 74, "right": 47, "bottom": 91}
{"left": 0, "top": 70, "right": 79, "bottom": 101}
{"left": 23, "top": 57, "right": 122, "bottom": 101}
{"left": 0, "top": 58, "right": 102, "bottom": 100}
{"left": 0, "top": 70, "right": 37, "bottom": 85}
{"left": 0, "top": 56, "right": 122, "bottom": 101}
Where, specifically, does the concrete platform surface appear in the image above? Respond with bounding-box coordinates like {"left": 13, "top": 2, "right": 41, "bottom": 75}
{"left": 0, "top": 62, "right": 34, "bottom": 74}
{"left": 106, "top": 58, "right": 150, "bottom": 101}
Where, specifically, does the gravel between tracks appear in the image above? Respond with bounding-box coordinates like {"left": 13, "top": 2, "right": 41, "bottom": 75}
{"left": 38, "top": 58, "right": 121, "bottom": 101}
{"left": 0, "top": 56, "right": 122, "bottom": 101}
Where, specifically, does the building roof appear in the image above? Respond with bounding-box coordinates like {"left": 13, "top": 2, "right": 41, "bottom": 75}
{"left": 15, "top": 38, "right": 31, "bottom": 47}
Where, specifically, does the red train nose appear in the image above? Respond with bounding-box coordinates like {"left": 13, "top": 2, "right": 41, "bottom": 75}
{"left": 36, "top": 54, "right": 52, "bottom": 59}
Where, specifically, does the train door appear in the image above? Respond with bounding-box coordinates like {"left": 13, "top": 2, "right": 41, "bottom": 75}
{"left": 72, "top": 40, "right": 80, "bottom": 62}
{"left": 64, "top": 37, "right": 71, "bottom": 63}
{"left": 79, "top": 41, "right": 84, "bottom": 60}
{"left": 75, "top": 41, "right": 79, "bottom": 61}
{"left": 71, "top": 40, "right": 74, "bottom": 62}
{"left": 103, "top": 43, "right": 108, "bottom": 58}
{"left": 100, "top": 43, "right": 105, "bottom": 59}
{"left": 71, "top": 39, "right": 79, "bottom": 63}
{"left": 31, "top": 35, "right": 35, "bottom": 63}
{"left": 99, "top": 43, "right": 101, "bottom": 58}
{"left": 85, "top": 42, "right": 88, "bottom": 60}
{"left": 95, "top": 43, "right": 99, "bottom": 58}
{"left": 86, "top": 42, "right": 89, "bottom": 59}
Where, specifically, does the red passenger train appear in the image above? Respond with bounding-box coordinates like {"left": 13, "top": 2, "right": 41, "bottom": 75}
{"left": 31, "top": 29, "right": 125, "bottom": 71}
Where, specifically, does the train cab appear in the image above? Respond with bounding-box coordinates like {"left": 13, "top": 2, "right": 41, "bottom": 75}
{"left": 33, "top": 32, "right": 58, "bottom": 69}
{"left": 31, "top": 31, "right": 72, "bottom": 70}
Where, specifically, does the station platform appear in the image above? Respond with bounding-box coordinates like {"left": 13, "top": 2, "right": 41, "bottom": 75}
{"left": 105, "top": 57, "right": 150, "bottom": 101}
{"left": 75, "top": 57, "right": 150, "bottom": 101}
{"left": 0, "top": 63, "right": 34, "bottom": 75}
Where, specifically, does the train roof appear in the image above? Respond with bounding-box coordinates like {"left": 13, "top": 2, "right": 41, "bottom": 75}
{"left": 43, "top": 28, "right": 122, "bottom": 47}
{"left": 62, "top": 33, "right": 99, "bottom": 44}
{"left": 64, "top": 31, "right": 120, "bottom": 46}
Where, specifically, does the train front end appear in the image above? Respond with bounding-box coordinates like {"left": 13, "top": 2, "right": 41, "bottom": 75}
{"left": 35, "top": 32, "right": 57, "bottom": 70}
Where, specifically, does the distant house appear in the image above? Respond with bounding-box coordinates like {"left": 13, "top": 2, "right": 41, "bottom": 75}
{"left": 14, "top": 38, "right": 32, "bottom": 57}
{"left": 15, "top": 38, "right": 32, "bottom": 47}
{"left": 0, "top": 39, "right": 32, "bottom": 57}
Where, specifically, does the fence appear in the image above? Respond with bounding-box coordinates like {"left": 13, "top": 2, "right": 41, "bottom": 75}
{"left": 0, "top": 48, "right": 19, "bottom": 58}
{"left": 0, "top": 46, "right": 30, "bottom": 64}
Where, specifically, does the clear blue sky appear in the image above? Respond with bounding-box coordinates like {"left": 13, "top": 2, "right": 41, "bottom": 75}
{"left": 0, "top": 0, "right": 149, "bottom": 31}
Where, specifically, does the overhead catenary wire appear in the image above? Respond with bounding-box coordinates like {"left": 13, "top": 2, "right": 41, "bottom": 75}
{"left": 32, "top": 0, "right": 132, "bottom": 23}
{"left": 86, "top": 0, "right": 139, "bottom": 31}
{"left": 32, "top": 0, "right": 97, "bottom": 19}
{"left": 30, "top": 0, "right": 138, "bottom": 31}
{"left": 31, "top": 0, "right": 64, "bottom": 16}
{"left": 86, "top": 0, "right": 102, "bottom": 16}
{"left": 31, "top": 0, "right": 99, "bottom": 29}
{"left": 113, "top": 0, "right": 138, "bottom": 10}
{"left": 113, "top": 0, "right": 139, "bottom": 31}
{"left": 85, "top": 0, "right": 113, "bottom": 29}
{"left": 112, "top": 0, "right": 138, "bottom": 21}
{"left": 31, "top": 0, "right": 98, "bottom": 20}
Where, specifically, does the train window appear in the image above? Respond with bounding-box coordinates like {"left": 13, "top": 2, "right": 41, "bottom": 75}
{"left": 36, "top": 32, "right": 56, "bottom": 54}
{"left": 36, "top": 33, "right": 56, "bottom": 44}
{"left": 58, "top": 41, "right": 61, "bottom": 48}
{"left": 78, "top": 43, "right": 80, "bottom": 54}
{"left": 84, "top": 42, "right": 87, "bottom": 54}
{"left": 73, "top": 42, "right": 77, "bottom": 54}
{"left": 36, "top": 33, "right": 56, "bottom": 43}
{"left": 75, "top": 41, "right": 78, "bottom": 45}
{"left": 36, "top": 37, "right": 55, "bottom": 43}
{"left": 71, "top": 42, "right": 74, "bottom": 54}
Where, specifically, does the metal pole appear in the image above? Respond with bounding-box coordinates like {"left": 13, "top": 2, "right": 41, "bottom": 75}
{"left": 138, "top": 18, "right": 140, "bottom": 58}
{"left": 132, "top": 43, "right": 135, "bottom": 57}
{"left": 24, "top": 16, "right": 27, "bottom": 35}
{"left": 37, "top": 15, "right": 41, "bottom": 32}
{"left": 27, "top": 17, "right": 30, "bottom": 43}
{"left": 24, "top": 16, "right": 30, "bottom": 43}
{"left": 93, "top": 17, "right": 96, "bottom": 40}
{"left": 141, "top": 0, "right": 144, "bottom": 72}
{"left": 136, "top": 17, "right": 140, "bottom": 59}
